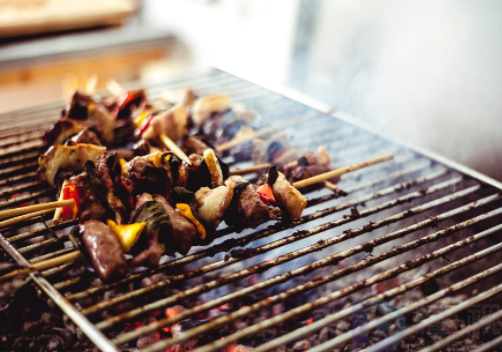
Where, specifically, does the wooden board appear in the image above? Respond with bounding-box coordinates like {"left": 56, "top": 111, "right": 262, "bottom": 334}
{"left": 0, "top": 0, "right": 137, "bottom": 38}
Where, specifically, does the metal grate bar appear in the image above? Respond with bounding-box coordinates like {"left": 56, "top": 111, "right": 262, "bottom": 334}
{"left": 362, "top": 265, "right": 502, "bottom": 352}
{"left": 54, "top": 155, "right": 441, "bottom": 293}
{"left": 257, "top": 223, "right": 502, "bottom": 352}
{"left": 1, "top": 69, "right": 501, "bottom": 351}
{"left": 106, "top": 180, "right": 481, "bottom": 342}
{"left": 0, "top": 231, "right": 119, "bottom": 352}
{"left": 142, "top": 201, "right": 502, "bottom": 352}
{"left": 112, "top": 178, "right": 482, "bottom": 345}
{"left": 85, "top": 175, "right": 466, "bottom": 322}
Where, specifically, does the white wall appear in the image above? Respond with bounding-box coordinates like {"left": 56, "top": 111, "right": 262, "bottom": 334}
{"left": 304, "top": 0, "right": 502, "bottom": 179}
{"left": 142, "top": 0, "right": 299, "bottom": 86}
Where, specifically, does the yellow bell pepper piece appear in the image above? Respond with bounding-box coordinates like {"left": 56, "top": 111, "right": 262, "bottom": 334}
{"left": 119, "top": 158, "right": 129, "bottom": 174}
{"left": 135, "top": 111, "right": 150, "bottom": 128}
{"left": 107, "top": 220, "right": 146, "bottom": 253}
{"left": 145, "top": 152, "right": 172, "bottom": 169}
{"left": 176, "top": 203, "right": 206, "bottom": 240}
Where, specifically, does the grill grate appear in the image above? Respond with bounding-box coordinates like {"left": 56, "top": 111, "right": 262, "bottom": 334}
{"left": 1, "top": 69, "right": 502, "bottom": 352}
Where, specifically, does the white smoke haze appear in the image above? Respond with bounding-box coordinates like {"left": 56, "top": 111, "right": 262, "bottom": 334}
{"left": 143, "top": 0, "right": 502, "bottom": 180}
{"left": 301, "top": 0, "right": 502, "bottom": 180}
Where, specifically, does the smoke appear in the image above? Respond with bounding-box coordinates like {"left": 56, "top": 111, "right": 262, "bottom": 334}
{"left": 295, "top": 0, "right": 502, "bottom": 180}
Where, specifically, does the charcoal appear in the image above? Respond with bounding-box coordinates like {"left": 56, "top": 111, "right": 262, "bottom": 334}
{"left": 46, "top": 334, "right": 65, "bottom": 351}
{"left": 336, "top": 320, "right": 350, "bottom": 332}
{"left": 319, "top": 327, "right": 335, "bottom": 343}
{"left": 292, "top": 340, "right": 310, "bottom": 351}
{"left": 137, "top": 331, "right": 160, "bottom": 349}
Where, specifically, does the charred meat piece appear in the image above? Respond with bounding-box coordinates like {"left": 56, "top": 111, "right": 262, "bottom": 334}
{"left": 37, "top": 143, "right": 106, "bottom": 186}
{"left": 286, "top": 164, "right": 333, "bottom": 184}
{"left": 283, "top": 147, "right": 337, "bottom": 185}
{"left": 129, "top": 196, "right": 170, "bottom": 267}
{"left": 182, "top": 135, "right": 214, "bottom": 156}
{"left": 142, "top": 104, "right": 187, "bottom": 143}
{"left": 63, "top": 91, "right": 115, "bottom": 143}
{"left": 124, "top": 156, "right": 171, "bottom": 197}
{"left": 179, "top": 154, "right": 211, "bottom": 192}
{"left": 79, "top": 220, "right": 128, "bottom": 281}
{"left": 113, "top": 116, "right": 136, "bottom": 146}
{"left": 152, "top": 194, "right": 199, "bottom": 255}
{"left": 68, "top": 172, "right": 108, "bottom": 222}
{"left": 68, "top": 127, "right": 102, "bottom": 145}
{"left": 95, "top": 153, "right": 127, "bottom": 224}
{"left": 44, "top": 118, "right": 86, "bottom": 146}
{"left": 87, "top": 102, "right": 115, "bottom": 144}
{"left": 65, "top": 90, "right": 92, "bottom": 120}
{"left": 224, "top": 176, "right": 281, "bottom": 231}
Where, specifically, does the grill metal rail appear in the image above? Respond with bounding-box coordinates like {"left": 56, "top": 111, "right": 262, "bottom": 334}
{"left": 0, "top": 69, "right": 502, "bottom": 352}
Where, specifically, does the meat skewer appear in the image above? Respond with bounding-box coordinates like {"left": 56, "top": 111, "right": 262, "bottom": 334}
{"left": 29, "top": 84, "right": 396, "bottom": 282}
{"left": 1, "top": 153, "right": 392, "bottom": 282}
{"left": 230, "top": 163, "right": 272, "bottom": 175}
{"left": 0, "top": 251, "right": 81, "bottom": 281}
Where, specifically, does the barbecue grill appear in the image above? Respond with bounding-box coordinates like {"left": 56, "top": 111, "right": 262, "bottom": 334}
{"left": 1, "top": 68, "right": 502, "bottom": 352}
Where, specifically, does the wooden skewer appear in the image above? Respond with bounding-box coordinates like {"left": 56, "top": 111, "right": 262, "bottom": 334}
{"left": 0, "top": 199, "right": 75, "bottom": 221}
{"left": 216, "top": 130, "right": 258, "bottom": 152}
{"left": 324, "top": 180, "right": 340, "bottom": 192}
{"left": 0, "top": 154, "right": 391, "bottom": 280}
{"left": 230, "top": 163, "right": 272, "bottom": 175}
{"left": 215, "top": 113, "right": 317, "bottom": 153}
{"left": 293, "top": 154, "right": 394, "bottom": 189}
{"left": 160, "top": 133, "right": 192, "bottom": 165}
{"left": 0, "top": 209, "right": 53, "bottom": 229}
{"left": 0, "top": 251, "right": 81, "bottom": 282}
{"left": 53, "top": 179, "right": 70, "bottom": 224}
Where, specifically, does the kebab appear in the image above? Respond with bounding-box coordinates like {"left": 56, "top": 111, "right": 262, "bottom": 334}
{"left": 18, "top": 87, "right": 392, "bottom": 282}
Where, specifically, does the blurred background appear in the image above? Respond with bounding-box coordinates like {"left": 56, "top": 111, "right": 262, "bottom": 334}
{"left": 0, "top": 0, "right": 501, "bottom": 180}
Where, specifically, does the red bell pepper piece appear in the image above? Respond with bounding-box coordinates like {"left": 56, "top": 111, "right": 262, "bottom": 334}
{"left": 117, "top": 175, "right": 135, "bottom": 209}
{"left": 138, "top": 113, "right": 155, "bottom": 137}
{"left": 256, "top": 183, "right": 276, "bottom": 203}
{"left": 116, "top": 90, "right": 146, "bottom": 119}
{"left": 61, "top": 184, "right": 80, "bottom": 220}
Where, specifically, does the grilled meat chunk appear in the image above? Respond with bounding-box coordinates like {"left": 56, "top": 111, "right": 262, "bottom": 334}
{"left": 124, "top": 156, "right": 171, "bottom": 197}
{"left": 129, "top": 195, "right": 169, "bottom": 267}
{"left": 179, "top": 154, "right": 211, "bottom": 192}
{"left": 68, "top": 128, "right": 102, "bottom": 145}
{"left": 79, "top": 220, "right": 128, "bottom": 281}
{"left": 286, "top": 164, "right": 333, "bottom": 184}
{"left": 182, "top": 135, "right": 213, "bottom": 156}
{"left": 283, "top": 147, "right": 337, "bottom": 185}
{"left": 37, "top": 143, "right": 106, "bottom": 186}
{"left": 63, "top": 91, "right": 115, "bottom": 143}
{"left": 224, "top": 175, "right": 281, "bottom": 230}
{"left": 44, "top": 118, "right": 86, "bottom": 146}
{"left": 95, "top": 153, "right": 127, "bottom": 224}
{"left": 152, "top": 194, "right": 198, "bottom": 255}
{"left": 68, "top": 172, "right": 108, "bottom": 221}
{"left": 142, "top": 104, "right": 187, "bottom": 143}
